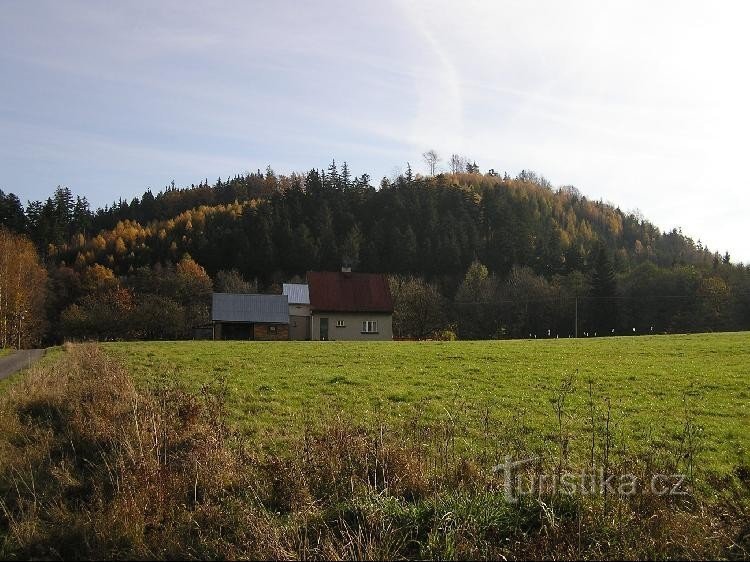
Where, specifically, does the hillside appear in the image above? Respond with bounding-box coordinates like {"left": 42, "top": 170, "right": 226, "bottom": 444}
{"left": 1, "top": 163, "right": 749, "bottom": 343}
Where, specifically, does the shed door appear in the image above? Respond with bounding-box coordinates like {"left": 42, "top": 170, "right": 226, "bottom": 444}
{"left": 320, "top": 317, "right": 329, "bottom": 341}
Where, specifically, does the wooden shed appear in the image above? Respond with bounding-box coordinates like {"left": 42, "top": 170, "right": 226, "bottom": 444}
{"left": 211, "top": 293, "right": 290, "bottom": 341}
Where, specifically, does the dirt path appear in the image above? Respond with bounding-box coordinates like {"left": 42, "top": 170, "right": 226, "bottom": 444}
{"left": 0, "top": 349, "right": 45, "bottom": 381}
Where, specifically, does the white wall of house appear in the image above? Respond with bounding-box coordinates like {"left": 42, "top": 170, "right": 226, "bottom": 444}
{"left": 310, "top": 312, "right": 393, "bottom": 341}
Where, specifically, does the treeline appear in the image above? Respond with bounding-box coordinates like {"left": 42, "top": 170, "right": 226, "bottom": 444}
{"left": 390, "top": 257, "right": 749, "bottom": 340}
{"left": 55, "top": 257, "right": 213, "bottom": 342}
{"left": 1, "top": 161, "right": 749, "bottom": 343}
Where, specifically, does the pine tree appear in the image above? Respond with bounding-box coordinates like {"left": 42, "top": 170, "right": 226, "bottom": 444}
{"left": 341, "top": 161, "right": 351, "bottom": 190}
{"left": 316, "top": 203, "right": 339, "bottom": 269}
{"left": 0, "top": 190, "right": 26, "bottom": 232}
{"left": 53, "top": 186, "right": 74, "bottom": 223}
{"left": 355, "top": 173, "right": 371, "bottom": 189}
{"left": 466, "top": 161, "right": 480, "bottom": 174}
{"left": 341, "top": 225, "right": 362, "bottom": 269}
{"left": 327, "top": 159, "right": 340, "bottom": 191}
{"left": 591, "top": 246, "right": 618, "bottom": 333}
{"left": 72, "top": 196, "right": 92, "bottom": 235}
{"left": 391, "top": 225, "right": 417, "bottom": 273}
{"left": 405, "top": 163, "right": 413, "bottom": 183}
{"left": 305, "top": 169, "right": 323, "bottom": 196}
{"left": 290, "top": 224, "right": 318, "bottom": 273}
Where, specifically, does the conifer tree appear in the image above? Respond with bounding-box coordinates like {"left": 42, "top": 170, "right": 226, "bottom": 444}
{"left": 405, "top": 163, "right": 413, "bottom": 183}
{"left": 0, "top": 190, "right": 26, "bottom": 232}
{"left": 341, "top": 161, "right": 351, "bottom": 190}
{"left": 591, "top": 246, "right": 618, "bottom": 333}
{"left": 327, "top": 159, "right": 340, "bottom": 190}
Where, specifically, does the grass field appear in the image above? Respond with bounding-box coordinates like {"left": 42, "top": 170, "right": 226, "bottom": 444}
{"left": 0, "top": 336, "right": 747, "bottom": 559}
{"left": 105, "top": 332, "right": 750, "bottom": 474}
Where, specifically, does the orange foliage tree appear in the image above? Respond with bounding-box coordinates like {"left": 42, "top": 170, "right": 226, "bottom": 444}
{"left": 0, "top": 228, "right": 47, "bottom": 348}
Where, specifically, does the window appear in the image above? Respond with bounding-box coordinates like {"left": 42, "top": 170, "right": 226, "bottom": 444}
{"left": 336, "top": 320, "right": 346, "bottom": 327}
{"left": 361, "top": 320, "right": 378, "bottom": 333}
{"left": 269, "top": 325, "right": 277, "bottom": 334}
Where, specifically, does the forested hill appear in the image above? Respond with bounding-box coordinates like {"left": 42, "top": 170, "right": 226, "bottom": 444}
{"left": 1, "top": 162, "right": 749, "bottom": 343}
{"left": 0, "top": 165, "right": 727, "bottom": 277}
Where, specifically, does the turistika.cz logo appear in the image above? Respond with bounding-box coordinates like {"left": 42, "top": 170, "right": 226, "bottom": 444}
{"left": 492, "top": 456, "right": 689, "bottom": 503}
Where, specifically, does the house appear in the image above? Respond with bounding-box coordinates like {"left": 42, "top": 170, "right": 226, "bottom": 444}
{"left": 211, "top": 293, "right": 289, "bottom": 340}
{"left": 307, "top": 269, "right": 393, "bottom": 341}
{"left": 282, "top": 283, "right": 311, "bottom": 340}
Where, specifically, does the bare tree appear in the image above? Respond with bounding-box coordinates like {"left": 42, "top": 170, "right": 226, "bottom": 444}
{"left": 449, "top": 154, "right": 463, "bottom": 175}
{"left": 449, "top": 154, "right": 478, "bottom": 174}
{"left": 422, "top": 149, "right": 440, "bottom": 176}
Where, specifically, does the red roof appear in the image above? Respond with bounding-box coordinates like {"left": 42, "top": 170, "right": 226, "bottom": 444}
{"left": 307, "top": 271, "right": 393, "bottom": 313}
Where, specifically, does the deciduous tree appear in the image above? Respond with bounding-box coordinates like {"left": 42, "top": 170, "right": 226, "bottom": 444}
{"left": 422, "top": 149, "right": 440, "bottom": 176}
{"left": 0, "top": 228, "right": 47, "bottom": 347}
{"left": 389, "top": 275, "right": 447, "bottom": 339}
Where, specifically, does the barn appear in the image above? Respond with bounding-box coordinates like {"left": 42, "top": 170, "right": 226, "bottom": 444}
{"left": 211, "top": 293, "right": 289, "bottom": 341}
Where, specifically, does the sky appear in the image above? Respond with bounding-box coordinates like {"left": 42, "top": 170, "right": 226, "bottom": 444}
{"left": 1, "top": 0, "right": 748, "bottom": 263}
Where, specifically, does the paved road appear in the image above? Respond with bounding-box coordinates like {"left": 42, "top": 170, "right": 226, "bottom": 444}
{"left": 0, "top": 349, "right": 45, "bottom": 381}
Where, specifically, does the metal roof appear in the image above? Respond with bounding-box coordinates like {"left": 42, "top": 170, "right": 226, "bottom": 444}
{"left": 307, "top": 271, "right": 393, "bottom": 313}
{"left": 211, "top": 293, "right": 289, "bottom": 323}
{"left": 282, "top": 283, "right": 310, "bottom": 305}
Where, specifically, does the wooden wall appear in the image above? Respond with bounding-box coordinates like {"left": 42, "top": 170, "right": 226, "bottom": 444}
{"left": 252, "top": 323, "right": 289, "bottom": 341}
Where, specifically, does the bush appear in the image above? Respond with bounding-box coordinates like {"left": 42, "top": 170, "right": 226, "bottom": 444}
{"left": 431, "top": 328, "right": 458, "bottom": 341}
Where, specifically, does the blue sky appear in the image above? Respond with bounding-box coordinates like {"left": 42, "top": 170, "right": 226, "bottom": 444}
{"left": 1, "top": 1, "right": 748, "bottom": 262}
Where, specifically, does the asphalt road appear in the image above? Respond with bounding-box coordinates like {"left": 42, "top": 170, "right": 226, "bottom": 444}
{"left": 0, "top": 349, "right": 45, "bottom": 381}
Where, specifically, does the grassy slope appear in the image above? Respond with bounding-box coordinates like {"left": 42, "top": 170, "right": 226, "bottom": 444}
{"left": 105, "top": 332, "right": 750, "bottom": 472}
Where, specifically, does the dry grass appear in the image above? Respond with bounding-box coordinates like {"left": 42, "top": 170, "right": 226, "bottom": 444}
{"left": 0, "top": 343, "right": 287, "bottom": 559}
{"left": 0, "top": 343, "right": 747, "bottom": 560}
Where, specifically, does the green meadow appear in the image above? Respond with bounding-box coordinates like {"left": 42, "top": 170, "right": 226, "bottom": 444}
{"left": 105, "top": 332, "right": 750, "bottom": 473}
